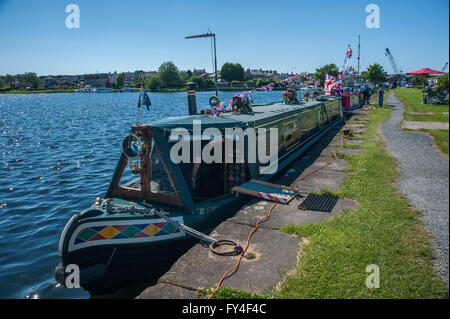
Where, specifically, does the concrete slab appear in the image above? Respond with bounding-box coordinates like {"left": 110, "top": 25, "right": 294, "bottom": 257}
{"left": 346, "top": 122, "right": 367, "bottom": 126}
{"left": 292, "top": 169, "right": 351, "bottom": 193}
{"left": 137, "top": 282, "right": 202, "bottom": 299}
{"left": 274, "top": 157, "right": 349, "bottom": 194}
{"left": 348, "top": 117, "right": 369, "bottom": 122}
{"left": 348, "top": 127, "right": 367, "bottom": 134}
{"left": 344, "top": 123, "right": 366, "bottom": 129}
{"left": 344, "top": 139, "right": 364, "bottom": 146}
{"left": 305, "top": 145, "right": 339, "bottom": 158}
{"left": 228, "top": 197, "right": 357, "bottom": 230}
{"left": 352, "top": 112, "right": 370, "bottom": 118}
{"left": 157, "top": 222, "right": 302, "bottom": 294}
{"left": 353, "top": 108, "right": 371, "bottom": 113}
{"left": 308, "top": 155, "right": 349, "bottom": 171}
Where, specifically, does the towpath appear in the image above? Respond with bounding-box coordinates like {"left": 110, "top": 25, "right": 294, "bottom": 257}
{"left": 382, "top": 93, "right": 449, "bottom": 284}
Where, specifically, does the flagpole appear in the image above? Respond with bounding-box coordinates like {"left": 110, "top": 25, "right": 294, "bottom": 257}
{"left": 357, "top": 35, "right": 360, "bottom": 76}
{"left": 342, "top": 44, "right": 348, "bottom": 71}
{"left": 136, "top": 82, "right": 142, "bottom": 125}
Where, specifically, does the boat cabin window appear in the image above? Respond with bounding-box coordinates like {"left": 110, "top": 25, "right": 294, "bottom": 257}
{"left": 149, "top": 141, "right": 176, "bottom": 195}
{"left": 179, "top": 161, "right": 226, "bottom": 202}
{"left": 112, "top": 130, "right": 182, "bottom": 206}
{"left": 119, "top": 159, "right": 142, "bottom": 190}
{"left": 170, "top": 137, "right": 249, "bottom": 203}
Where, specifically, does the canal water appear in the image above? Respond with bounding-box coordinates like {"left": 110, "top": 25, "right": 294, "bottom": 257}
{"left": 0, "top": 90, "right": 283, "bottom": 298}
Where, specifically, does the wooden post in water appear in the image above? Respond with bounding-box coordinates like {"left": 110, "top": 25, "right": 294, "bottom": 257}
{"left": 187, "top": 82, "right": 197, "bottom": 115}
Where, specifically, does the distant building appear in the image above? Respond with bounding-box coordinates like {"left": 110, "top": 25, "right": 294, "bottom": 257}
{"left": 200, "top": 72, "right": 215, "bottom": 80}
{"left": 122, "top": 72, "right": 137, "bottom": 85}
{"left": 13, "top": 81, "right": 27, "bottom": 89}
{"left": 192, "top": 68, "right": 206, "bottom": 77}
{"left": 42, "top": 77, "right": 58, "bottom": 89}
{"left": 84, "top": 73, "right": 111, "bottom": 87}
{"left": 57, "top": 77, "right": 74, "bottom": 87}
{"left": 245, "top": 69, "right": 279, "bottom": 80}
{"left": 142, "top": 71, "right": 157, "bottom": 79}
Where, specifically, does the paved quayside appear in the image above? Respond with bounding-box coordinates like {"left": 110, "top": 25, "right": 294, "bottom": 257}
{"left": 382, "top": 93, "right": 449, "bottom": 284}
{"left": 137, "top": 106, "right": 373, "bottom": 299}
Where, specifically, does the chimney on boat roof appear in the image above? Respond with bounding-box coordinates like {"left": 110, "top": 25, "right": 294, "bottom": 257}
{"left": 186, "top": 82, "right": 198, "bottom": 115}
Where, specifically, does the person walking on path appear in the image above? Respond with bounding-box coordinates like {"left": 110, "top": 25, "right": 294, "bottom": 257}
{"left": 378, "top": 85, "right": 385, "bottom": 107}
{"left": 382, "top": 93, "right": 449, "bottom": 284}
{"left": 360, "top": 83, "right": 370, "bottom": 105}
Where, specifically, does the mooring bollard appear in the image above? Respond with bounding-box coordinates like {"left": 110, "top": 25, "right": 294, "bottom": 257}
{"left": 187, "top": 82, "right": 197, "bottom": 115}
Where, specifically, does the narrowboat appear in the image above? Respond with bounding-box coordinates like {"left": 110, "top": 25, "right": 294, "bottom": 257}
{"left": 55, "top": 92, "right": 356, "bottom": 294}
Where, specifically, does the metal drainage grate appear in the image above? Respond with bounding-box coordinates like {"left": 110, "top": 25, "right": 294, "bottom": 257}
{"left": 298, "top": 194, "right": 339, "bottom": 213}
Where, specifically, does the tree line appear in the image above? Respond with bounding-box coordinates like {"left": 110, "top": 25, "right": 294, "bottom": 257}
{"left": 140, "top": 62, "right": 215, "bottom": 91}
{"left": 0, "top": 73, "right": 40, "bottom": 90}
{"left": 137, "top": 61, "right": 246, "bottom": 92}
{"left": 0, "top": 62, "right": 396, "bottom": 93}
{"left": 313, "top": 63, "right": 388, "bottom": 84}
{"left": 135, "top": 61, "right": 286, "bottom": 92}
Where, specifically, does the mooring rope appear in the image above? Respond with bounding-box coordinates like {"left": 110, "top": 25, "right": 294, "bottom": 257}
{"left": 207, "top": 130, "right": 346, "bottom": 299}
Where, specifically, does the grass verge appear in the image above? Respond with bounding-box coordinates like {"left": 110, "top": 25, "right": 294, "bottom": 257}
{"left": 427, "top": 129, "right": 449, "bottom": 155}
{"left": 275, "top": 106, "right": 448, "bottom": 298}
{"left": 393, "top": 88, "right": 449, "bottom": 121}
{"left": 197, "top": 288, "right": 265, "bottom": 299}
{"left": 393, "top": 89, "right": 449, "bottom": 155}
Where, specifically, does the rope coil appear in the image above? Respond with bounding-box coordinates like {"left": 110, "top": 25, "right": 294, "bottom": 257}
{"left": 210, "top": 240, "right": 243, "bottom": 256}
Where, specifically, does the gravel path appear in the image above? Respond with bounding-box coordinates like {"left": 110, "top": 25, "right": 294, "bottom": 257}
{"left": 382, "top": 93, "right": 449, "bottom": 284}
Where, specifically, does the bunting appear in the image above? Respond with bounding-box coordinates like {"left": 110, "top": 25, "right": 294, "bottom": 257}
{"left": 210, "top": 73, "right": 321, "bottom": 116}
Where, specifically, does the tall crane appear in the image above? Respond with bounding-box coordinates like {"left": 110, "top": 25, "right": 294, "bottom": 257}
{"left": 385, "top": 48, "right": 403, "bottom": 74}
{"left": 442, "top": 62, "right": 448, "bottom": 72}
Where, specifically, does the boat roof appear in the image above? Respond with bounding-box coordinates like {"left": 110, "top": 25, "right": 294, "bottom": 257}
{"left": 150, "top": 97, "right": 339, "bottom": 132}
{"left": 151, "top": 113, "right": 247, "bottom": 131}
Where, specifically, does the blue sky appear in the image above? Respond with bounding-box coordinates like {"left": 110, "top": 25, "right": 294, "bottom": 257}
{"left": 0, "top": 0, "right": 448, "bottom": 75}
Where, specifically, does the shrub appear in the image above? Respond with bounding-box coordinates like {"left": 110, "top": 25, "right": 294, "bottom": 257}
{"left": 437, "top": 74, "right": 449, "bottom": 92}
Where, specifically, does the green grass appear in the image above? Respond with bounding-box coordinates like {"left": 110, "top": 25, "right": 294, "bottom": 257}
{"left": 342, "top": 144, "right": 363, "bottom": 149}
{"left": 197, "top": 287, "right": 265, "bottom": 299}
{"left": 274, "top": 106, "right": 448, "bottom": 299}
{"left": 427, "top": 129, "right": 449, "bottom": 155}
{"left": 393, "top": 89, "right": 449, "bottom": 155}
{"left": 394, "top": 88, "right": 449, "bottom": 117}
